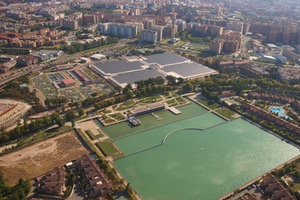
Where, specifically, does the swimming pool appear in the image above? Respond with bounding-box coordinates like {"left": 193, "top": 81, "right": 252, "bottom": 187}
{"left": 269, "top": 107, "right": 290, "bottom": 119}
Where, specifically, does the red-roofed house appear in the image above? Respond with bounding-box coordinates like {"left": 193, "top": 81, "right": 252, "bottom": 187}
{"left": 62, "top": 78, "right": 76, "bottom": 87}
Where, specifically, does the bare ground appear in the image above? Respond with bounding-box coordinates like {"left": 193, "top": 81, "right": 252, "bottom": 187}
{"left": 79, "top": 120, "right": 102, "bottom": 136}
{"left": 0, "top": 131, "right": 89, "bottom": 186}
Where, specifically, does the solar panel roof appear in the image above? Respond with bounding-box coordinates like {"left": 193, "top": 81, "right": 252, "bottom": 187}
{"left": 113, "top": 68, "right": 165, "bottom": 84}
{"left": 162, "top": 62, "right": 215, "bottom": 78}
{"left": 144, "top": 53, "right": 188, "bottom": 66}
{"left": 94, "top": 60, "right": 143, "bottom": 74}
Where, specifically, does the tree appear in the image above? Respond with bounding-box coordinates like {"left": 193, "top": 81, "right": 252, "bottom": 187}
{"left": 78, "top": 108, "right": 84, "bottom": 116}
{"left": 166, "top": 75, "right": 177, "bottom": 86}
{"left": 122, "top": 83, "right": 133, "bottom": 95}
{"left": 183, "top": 82, "right": 194, "bottom": 92}
{"left": 177, "top": 77, "right": 185, "bottom": 85}
{"left": 126, "top": 91, "right": 134, "bottom": 99}
{"left": 65, "top": 110, "right": 76, "bottom": 121}
{"left": 71, "top": 119, "right": 75, "bottom": 127}
{"left": 51, "top": 112, "right": 65, "bottom": 127}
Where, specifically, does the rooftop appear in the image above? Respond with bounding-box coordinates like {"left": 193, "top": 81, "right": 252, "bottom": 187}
{"left": 143, "top": 52, "right": 188, "bottom": 66}
{"left": 92, "top": 53, "right": 217, "bottom": 87}
{"left": 162, "top": 62, "right": 215, "bottom": 79}
{"left": 94, "top": 60, "right": 144, "bottom": 74}
{"left": 62, "top": 78, "right": 76, "bottom": 85}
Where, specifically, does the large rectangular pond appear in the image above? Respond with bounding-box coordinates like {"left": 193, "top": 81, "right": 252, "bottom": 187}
{"left": 95, "top": 102, "right": 300, "bottom": 200}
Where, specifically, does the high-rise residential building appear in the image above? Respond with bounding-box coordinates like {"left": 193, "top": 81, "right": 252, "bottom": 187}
{"left": 83, "top": 14, "right": 97, "bottom": 25}
{"left": 194, "top": 24, "right": 223, "bottom": 37}
{"left": 163, "top": 25, "right": 177, "bottom": 38}
{"left": 176, "top": 20, "right": 187, "bottom": 32}
{"left": 243, "top": 23, "right": 250, "bottom": 35}
{"left": 209, "top": 39, "right": 223, "bottom": 54}
{"left": 62, "top": 19, "right": 78, "bottom": 30}
{"left": 141, "top": 29, "right": 158, "bottom": 43}
{"left": 98, "top": 23, "right": 140, "bottom": 38}
{"left": 143, "top": 19, "right": 156, "bottom": 30}
{"left": 223, "top": 40, "right": 239, "bottom": 53}
{"left": 222, "top": 30, "right": 242, "bottom": 48}
{"left": 226, "top": 22, "right": 244, "bottom": 33}
{"left": 152, "top": 26, "right": 163, "bottom": 41}
{"left": 209, "top": 30, "right": 242, "bottom": 54}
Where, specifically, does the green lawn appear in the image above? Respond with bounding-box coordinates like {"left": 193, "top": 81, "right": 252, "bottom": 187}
{"left": 166, "top": 99, "right": 176, "bottom": 105}
{"left": 116, "top": 100, "right": 136, "bottom": 111}
{"left": 215, "top": 108, "right": 235, "bottom": 120}
{"left": 103, "top": 109, "right": 112, "bottom": 114}
{"left": 293, "top": 183, "right": 300, "bottom": 191}
{"left": 164, "top": 92, "right": 177, "bottom": 99}
{"left": 104, "top": 118, "right": 115, "bottom": 124}
{"left": 197, "top": 99, "right": 221, "bottom": 110}
{"left": 85, "top": 129, "right": 103, "bottom": 140}
{"left": 109, "top": 113, "right": 125, "bottom": 121}
{"left": 96, "top": 140, "right": 119, "bottom": 156}
{"left": 176, "top": 97, "right": 187, "bottom": 104}
{"left": 138, "top": 96, "right": 162, "bottom": 105}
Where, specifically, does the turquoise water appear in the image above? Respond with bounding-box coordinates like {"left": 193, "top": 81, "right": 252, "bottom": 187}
{"left": 114, "top": 118, "right": 299, "bottom": 200}
{"left": 269, "top": 107, "right": 290, "bottom": 119}
{"left": 93, "top": 102, "right": 299, "bottom": 199}
{"left": 114, "top": 112, "right": 225, "bottom": 155}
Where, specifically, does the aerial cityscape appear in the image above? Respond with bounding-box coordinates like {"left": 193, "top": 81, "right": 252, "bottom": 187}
{"left": 0, "top": 0, "right": 299, "bottom": 199}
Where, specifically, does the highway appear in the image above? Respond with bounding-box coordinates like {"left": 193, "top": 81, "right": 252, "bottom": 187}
{"left": 0, "top": 39, "right": 134, "bottom": 87}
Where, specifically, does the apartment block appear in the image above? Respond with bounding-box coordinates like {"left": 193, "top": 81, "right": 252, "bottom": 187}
{"left": 98, "top": 23, "right": 140, "bottom": 38}
{"left": 141, "top": 29, "right": 158, "bottom": 43}
{"left": 62, "top": 19, "right": 78, "bottom": 30}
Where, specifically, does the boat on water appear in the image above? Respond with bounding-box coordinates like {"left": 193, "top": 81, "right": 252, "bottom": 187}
{"left": 128, "top": 116, "right": 141, "bottom": 126}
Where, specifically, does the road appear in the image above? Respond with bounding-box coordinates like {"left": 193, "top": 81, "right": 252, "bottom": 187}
{"left": 0, "top": 65, "right": 44, "bottom": 87}
{"left": 0, "top": 39, "right": 135, "bottom": 87}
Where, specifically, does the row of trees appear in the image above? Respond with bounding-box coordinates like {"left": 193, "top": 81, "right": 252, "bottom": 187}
{"left": 199, "top": 74, "right": 300, "bottom": 101}
{"left": 60, "top": 36, "right": 118, "bottom": 54}
{"left": 0, "top": 172, "right": 31, "bottom": 200}
{"left": 134, "top": 76, "right": 165, "bottom": 89}
{"left": 82, "top": 93, "right": 112, "bottom": 108}
{"left": 133, "top": 75, "right": 185, "bottom": 89}
{"left": 45, "top": 97, "right": 68, "bottom": 107}
{"left": 0, "top": 78, "right": 43, "bottom": 114}
{"left": 0, "top": 112, "right": 65, "bottom": 144}
{"left": 130, "top": 49, "right": 165, "bottom": 56}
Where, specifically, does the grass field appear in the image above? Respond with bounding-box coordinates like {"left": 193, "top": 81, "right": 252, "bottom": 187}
{"left": 0, "top": 131, "right": 88, "bottom": 186}
{"left": 138, "top": 96, "right": 162, "bottom": 105}
{"left": 116, "top": 100, "right": 136, "bottom": 111}
{"left": 96, "top": 140, "right": 118, "bottom": 156}
{"left": 183, "top": 42, "right": 209, "bottom": 51}
{"left": 109, "top": 113, "right": 125, "bottom": 121}
{"left": 86, "top": 129, "right": 103, "bottom": 140}
{"left": 197, "top": 99, "right": 221, "bottom": 110}
{"left": 215, "top": 108, "right": 235, "bottom": 120}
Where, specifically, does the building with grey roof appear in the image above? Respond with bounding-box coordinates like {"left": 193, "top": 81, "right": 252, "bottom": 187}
{"left": 91, "top": 53, "right": 217, "bottom": 88}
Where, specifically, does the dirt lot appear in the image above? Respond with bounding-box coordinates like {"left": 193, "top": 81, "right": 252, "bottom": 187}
{"left": 79, "top": 120, "right": 102, "bottom": 136}
{"left": 0, "top": 131, "right": 89, "bottom": 186}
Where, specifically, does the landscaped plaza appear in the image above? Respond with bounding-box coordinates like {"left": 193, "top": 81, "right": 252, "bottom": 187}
{"left": 89, "top": 98, "right": 300, "bottom": 200}
{"left": 31, "top": 66, "right": 113, "bottom": 102}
